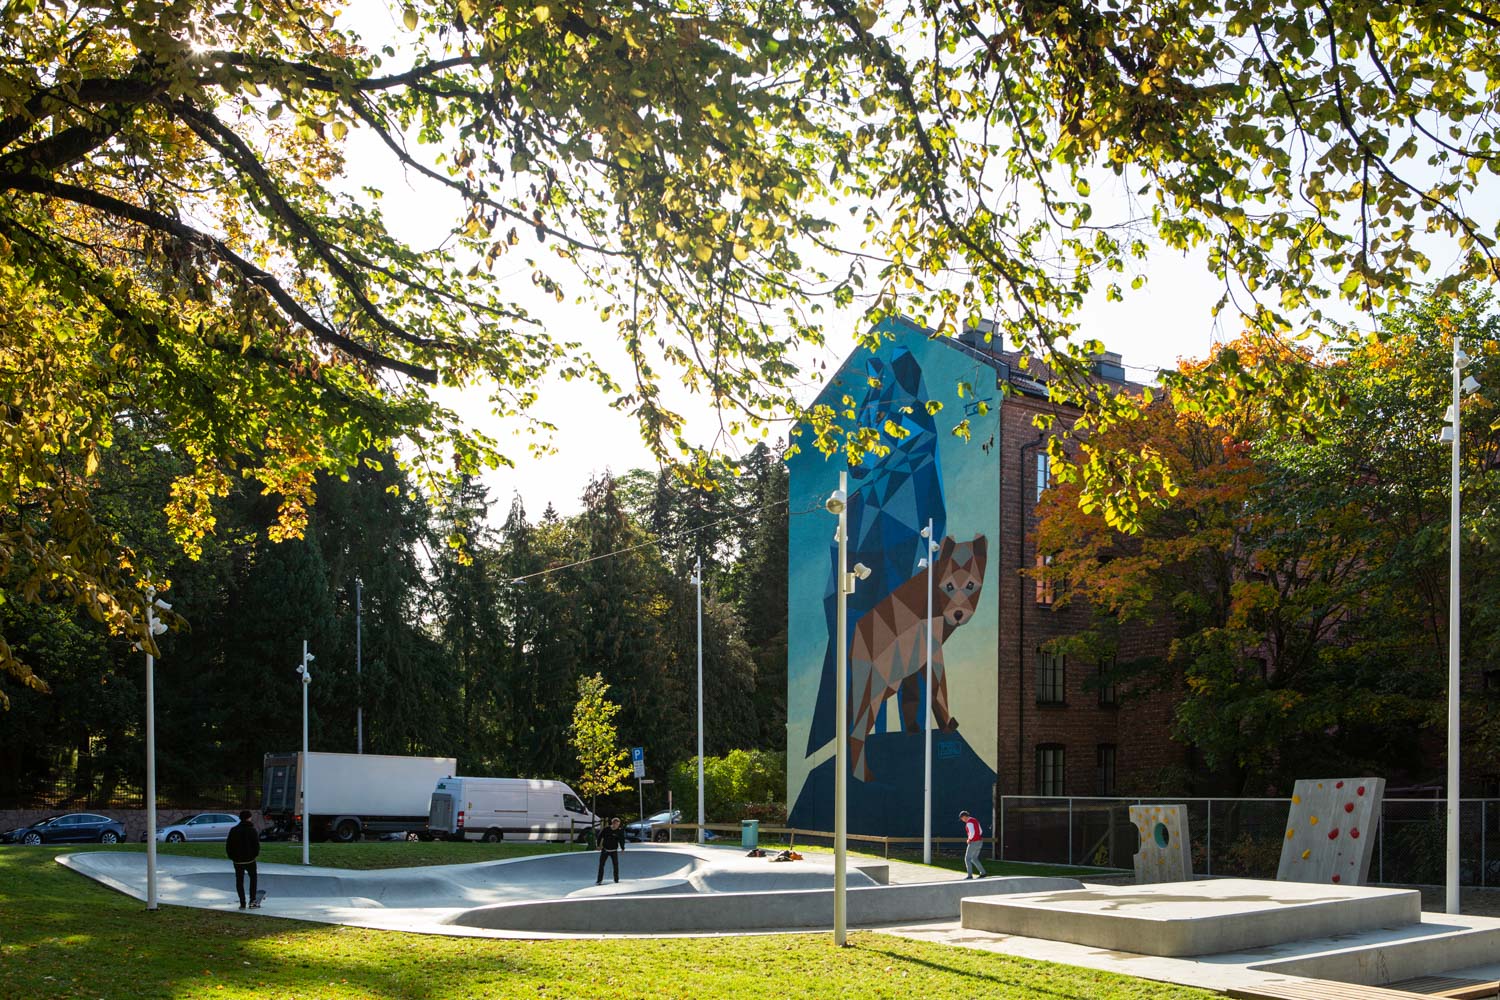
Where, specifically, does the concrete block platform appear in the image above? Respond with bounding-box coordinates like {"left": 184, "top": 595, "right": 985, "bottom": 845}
{"left": 960, "top": 878, "right": 1422, "bottom": 957}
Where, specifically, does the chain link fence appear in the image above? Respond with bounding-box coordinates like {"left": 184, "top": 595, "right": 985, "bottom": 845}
{"left": 999, "top": 795, "right": 1499, "bottom": 885}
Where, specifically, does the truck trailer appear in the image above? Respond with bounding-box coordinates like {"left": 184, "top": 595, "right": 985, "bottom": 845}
{"left": 261, "top": 751, "right": 457, "bottom": 842}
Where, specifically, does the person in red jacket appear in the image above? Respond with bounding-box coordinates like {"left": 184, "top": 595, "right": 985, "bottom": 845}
{"left": 960, "top": 810, "right": 986, "bottom": 879}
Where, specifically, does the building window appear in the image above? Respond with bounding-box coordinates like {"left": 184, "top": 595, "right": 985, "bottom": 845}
{"left": 1036, "top": 647, "right": 1065, "bottom": 704}
{"left": 1096, "top": 744, "right": 1117, "bottom": 796}
{"left": 1035, "top": 553, "right": 1055, "bottom": 605}
{"left": 1036, "top": 744, "right": 1065, "bottom": 796}
{"left": 1097, "top": 656, "right": 1118, "bottom": 706}
{"left": 1035, "top": 450, "right": 1051, "bottom": 502}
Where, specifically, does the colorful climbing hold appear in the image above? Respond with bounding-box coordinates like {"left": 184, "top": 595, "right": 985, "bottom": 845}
{"left": 1301, "top": 849, "right": 1311, "bottom": 860}
{"left": 1286, "top": 829, "right": 1296, "bottom": 839}
{"left": 1310, "top": 815, "right": 1319, "bottom": 825}
{"left": 1344, "top": 802, "right": 1354, "bottom": 813}
{"left": 1328, "top": 828, "right": 1340, "bottom": 839}
{"left": 1350, "top": 828, "right": 1360, "bottom": 839}
{"left": 1331, "top": 874, "right": 1341, "bottom": 884}
{"left": 1357, "top": 786, "right": 1365, "bottom": 796}
{"left": 1336, "top": 781, "right": 1344, "bottom": 789}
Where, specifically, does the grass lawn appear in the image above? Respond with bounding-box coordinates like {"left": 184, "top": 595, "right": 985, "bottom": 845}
{"left": 0, "top": 843, "right": 1212, "bottom": 1000}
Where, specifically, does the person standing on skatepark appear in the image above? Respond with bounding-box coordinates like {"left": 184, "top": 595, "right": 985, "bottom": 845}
{"left": 596, "top": 817, "right": 627, "bottom": 885}
{"left": 226, "top": 810, "right": 262, "bottom": 908}
{"left": 960, "top": 810, "right": 986, "bottom": 879}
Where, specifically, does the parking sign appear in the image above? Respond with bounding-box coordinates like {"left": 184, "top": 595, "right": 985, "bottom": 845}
{"left": 631, "top": 746, "right": 645, "bottom": 779}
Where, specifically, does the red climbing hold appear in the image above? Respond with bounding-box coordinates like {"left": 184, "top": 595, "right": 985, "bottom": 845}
{"left": 1350, "top": 828, "right": 1360, "bottom": 838}
{"left": 1344, "top": 802, "right": 1354, "bottom": 813}
{"left": 1336, "top": 781, "right": 1344, "bottom": 789}
{"left": 1332, "top": 874, "right": 1342, "bottom": 883}
{"left": 1357, "top": 786, "right": 1366, "bottom": 795}
{"left": 1328, "top": 828, "right": 1340, "bottom": 839}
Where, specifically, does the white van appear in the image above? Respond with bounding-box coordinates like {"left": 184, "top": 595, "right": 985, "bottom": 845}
{"left": 427, "top": 776, "right": 596, "bottom": 842}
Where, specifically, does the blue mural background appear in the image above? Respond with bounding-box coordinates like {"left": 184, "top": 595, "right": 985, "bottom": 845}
{"left": 786, "top": 318, "right": 1002, "bottom": 837}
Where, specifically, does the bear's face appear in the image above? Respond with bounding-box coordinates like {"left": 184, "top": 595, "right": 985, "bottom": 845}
{"left": 936, "top": 535, "right": 987, "bottom": 627}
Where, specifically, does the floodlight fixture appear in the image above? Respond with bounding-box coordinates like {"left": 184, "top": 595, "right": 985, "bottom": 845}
{"left": 852, "top": 562, "right": 872, "bottom": 581}
{"left": 825, "top": 488, "right": 847, "bottom": 515}
{"left": 1455, "top": 348, "right": 1472, "bottom": 369}
{"left": 1439, "top": 425, "right": 1456, "bottom": 443}
{"left": 1463, "top": 375, "right": 1481, "bottom": 395}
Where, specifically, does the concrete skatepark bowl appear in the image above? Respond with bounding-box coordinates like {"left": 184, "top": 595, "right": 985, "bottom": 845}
{"left": 58, "top": 844, "right": 1082, "bottom": 938}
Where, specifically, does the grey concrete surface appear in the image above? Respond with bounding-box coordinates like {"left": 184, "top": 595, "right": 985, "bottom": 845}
{"left": 960, "top": 878, "right": 1422, "bottom": 957}
{"left": 882, "top": 907, "right": 1500, "bottom": 996}
{"left": 447, "top": 875, "right": 1083, "bottom": 934}
{"left": 57, "top": 843, "right": 1040, "bottom": 938}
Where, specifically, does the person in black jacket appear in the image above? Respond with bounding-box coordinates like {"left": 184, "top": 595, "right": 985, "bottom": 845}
{"left": 225, "top": 810, "right": 261, "bottom": 909}
{"left": 596, "top": 817, "right": 626, "bottom": 885}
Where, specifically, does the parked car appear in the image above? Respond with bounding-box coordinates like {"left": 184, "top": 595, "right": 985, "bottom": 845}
{"left": 155, "top": 812, "right": 241, "bottom": 843}
{"left": 1, "top": 813, "right": 127, "bottom": 845}
{"left": 625, "top": 809, "right": 682, "bottom": 843}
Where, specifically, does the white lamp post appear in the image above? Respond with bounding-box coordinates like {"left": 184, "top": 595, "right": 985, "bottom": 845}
{"left": 296, "top": 641, "right": 314, "bottom": 867}
{"left": 690, "top": 557, "right": 705, "bottom": 844}
{"left": 355, "top": 577, "right": 363, "bottom": 754}
{"left": 1439, "top": 341, "right": 1479, "bottom": 915}
{"left": 825, "top": 472, "right": 870, "bottom": 947}
{"left": 917, "top": 520, "right": 939, "bottom": 866}
{"left": 139, "top": 588, "right": 169, "bottom": 911}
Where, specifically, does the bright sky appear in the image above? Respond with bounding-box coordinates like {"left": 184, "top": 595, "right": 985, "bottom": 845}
{"left": 329, "top": 4, "right": 1475, "bottom": 521}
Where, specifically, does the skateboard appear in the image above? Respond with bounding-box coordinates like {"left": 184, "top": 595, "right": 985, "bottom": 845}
{"left": 249, "top": 889, "right": 267, "bottom": 909}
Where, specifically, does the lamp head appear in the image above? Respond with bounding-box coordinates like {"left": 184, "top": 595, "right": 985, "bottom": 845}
{"left": 1456, "top": 348, "right": 1473, "bottom": 369}
{"left": 852, "top": 562, "right": 872, "bottom": 581}
{"left": 918, "top": 558, "right": 929, "bottom": 569}
{"left": 1439, "top": 425, "right": 1456, "bottom": 443}
{"left": 1463, "top": 374, "right": 1481, "bottom": 394}
{"left": 919, "top": 525, "right": 931, "bottom": 539}
{"left": 824, "top": 489, "right": 847, "bottom": 515}
{"left": 1444, "top": 403, "right": 1457, "bottom": 424}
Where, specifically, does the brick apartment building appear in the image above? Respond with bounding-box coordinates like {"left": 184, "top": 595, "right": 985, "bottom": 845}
{"left": 785, "top": 316, "right": 1186, "bottom": 837}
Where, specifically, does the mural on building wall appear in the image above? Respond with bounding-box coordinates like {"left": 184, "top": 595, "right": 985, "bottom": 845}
{"left": 787, "top": 318, "right": 1001, "bottom": 836}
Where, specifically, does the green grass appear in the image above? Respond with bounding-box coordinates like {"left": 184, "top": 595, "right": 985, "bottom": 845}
{"left": 744, "top": 837, "right": 1122, "bottom": 880}
{"left": 0, "top": 843, "right": 1212, "bottom": 999}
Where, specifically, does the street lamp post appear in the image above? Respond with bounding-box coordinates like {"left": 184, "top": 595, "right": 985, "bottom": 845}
{"left": 355, "top": 577, "right": 363, "bottom": 755}
{"left": 296, "top": 641, "right": 314, "bottom": 867}
{"left": 691, "top": 558, "right": 705, "bottom": 844}
{"left": 918, "top": 520, "right": 939, "bottom": 866}
{"left": 825, "top": 472, "right": 869, "bottom": 947}
{"left": 141, "top": 589, "right": 169, "bottom": 911}
{"left": 1440, "top": 341, "right": 1480, "bottom": 915}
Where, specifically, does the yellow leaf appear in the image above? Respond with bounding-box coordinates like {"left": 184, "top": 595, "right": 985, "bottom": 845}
{"left": 732, "top": 243, "right": 748, "bottom": 262}
{"left": 85, "top": 450, "right": 99, "bottom": 476}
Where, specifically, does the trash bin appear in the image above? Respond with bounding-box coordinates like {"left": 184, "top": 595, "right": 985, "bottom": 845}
{"left": 741, "top": 819, "right": 759, "bottom": 849}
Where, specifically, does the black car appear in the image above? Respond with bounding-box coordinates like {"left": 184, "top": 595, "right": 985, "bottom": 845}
{"left": 1, "top": 813, "right": 128, "bottom": 845}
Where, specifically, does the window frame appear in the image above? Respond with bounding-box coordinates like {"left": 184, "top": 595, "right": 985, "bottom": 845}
{"left": 1035, "top": 646, "right": 1065, "bottom": 705}
{"left": 1096, "top": 744, "right": 1118, "bottom": 796}
{"left": 1035, "top": 450, "right": 1051, "bottom": 503}
{"left": 1097, "top": 655, "right": 1119, "bottom": 707}
{"left": 1035, "top": 744, "right": 1065, "bottom": 796}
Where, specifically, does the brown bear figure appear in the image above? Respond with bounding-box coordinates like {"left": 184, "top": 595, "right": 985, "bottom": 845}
{"left": 848, "top": 534, "right": 987, "bottom": 782}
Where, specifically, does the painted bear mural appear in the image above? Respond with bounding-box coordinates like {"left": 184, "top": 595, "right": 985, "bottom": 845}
{"left": 849, "top": 534, "right": 988, "bottom": 782}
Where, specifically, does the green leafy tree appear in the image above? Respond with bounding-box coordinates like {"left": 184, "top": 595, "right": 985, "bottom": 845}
{"left": 570, "top": 673, "right": 632, "bottom": 819}
{"left": 11, "top": 0, "right": 1497, "bottom": 698}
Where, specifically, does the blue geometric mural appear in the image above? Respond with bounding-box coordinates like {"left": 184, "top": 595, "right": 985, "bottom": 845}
{"left": 787, "top": 317, "right": 1002, "bottom": 837}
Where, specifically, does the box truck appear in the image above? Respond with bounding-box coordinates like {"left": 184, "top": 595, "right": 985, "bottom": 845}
{"left": 261, "top": 751, "right": 457, "bottom": 842}
{"left": 427, "top": 776, "right": 596, "bottom": 842}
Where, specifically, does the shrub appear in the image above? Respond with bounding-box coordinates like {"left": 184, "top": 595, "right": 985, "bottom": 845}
{"left": 669, "top": 749, "right": 786, "bottom": 822}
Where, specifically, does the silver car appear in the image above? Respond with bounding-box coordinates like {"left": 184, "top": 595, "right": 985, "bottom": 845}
{"left": 156, "top": 812, "right": 240, "bottom": 843}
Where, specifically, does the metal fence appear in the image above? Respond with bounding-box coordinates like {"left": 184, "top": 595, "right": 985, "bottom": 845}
{"left": 1, "top": 778, "right": 262, "bottom": 812}
{"left": 998, "top": 795, "right": 1500, "bottom": 886}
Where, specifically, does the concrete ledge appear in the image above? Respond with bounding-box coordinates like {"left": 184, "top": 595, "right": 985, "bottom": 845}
{"left": 1249, "top": 915, "right": 1500, "bottom": 986}
{"left": 960, "top": 879, "right": 1422, "bottom": 958}
{"left": 447, "top": 875, "right": 1082, "bottom": 934}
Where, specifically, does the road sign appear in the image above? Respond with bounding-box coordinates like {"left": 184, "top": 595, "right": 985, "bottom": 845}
{"left": 631, "top": 746, "right": 645, "bottom": 779}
